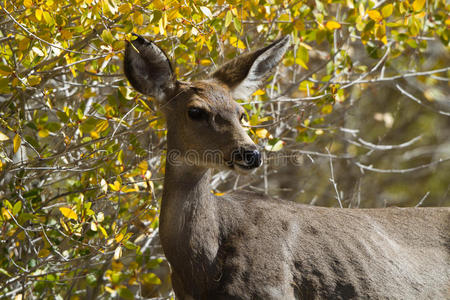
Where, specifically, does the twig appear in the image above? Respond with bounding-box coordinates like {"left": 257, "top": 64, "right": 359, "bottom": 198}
{"left": 396, "top": 84, "right": 450, "bottom": 117}
{"left": 326, "top": 147, "right": 343, "bottom": 208}
{"left": 355, "top": 158, "right": 450, "bottom": 174}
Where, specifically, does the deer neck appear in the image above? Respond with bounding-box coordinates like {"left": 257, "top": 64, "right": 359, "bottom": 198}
{"left": 159, "top": 143, "right": 219, "bottom": 272}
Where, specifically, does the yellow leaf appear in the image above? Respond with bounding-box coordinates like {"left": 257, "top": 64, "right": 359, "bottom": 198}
{"left": 98, "top": 224, "right": 108, "bottom": 238}
{"left": 38, "top": 248, "right": 50, "bottom": 258}
{"left": 321, "top": 104, "right": 333, "bottom": 114}
{"left": 294, "top": 20, "right": 304, "bottom": 31}
{"left": 200, "top": 59, "right": 211, "bottom": 66}
{"left": 23, "top": 0, "right": 33, "bottom": 8}
{"left": 38, "top": 129, "right": 49, "bottom": 138}
{"left": 109, "top": 180, "right": 121, "bottom": 191}
{"left": 59, "top": 207, "right": 77, "bottom": 220}
{"left": 42, "top": 11, "right": 53, "bottom": 24}
{"left": 118, "top": 3, "right": 132, "bottom": 14}
{"left": 252, "top": 89, "right": 265, "bottom": 96}
{"left": 412, "top": 0, "right": 425, "bottom": 12}
{"left": 381, "top": 4, "right": 393, "bottom": 18}
{"left": 13, "top": 134, "right": 21, "bottom": 153}
{"left": 35, "top": 8, "right": 43, "bottom": 20}
{"left": 1, "top": 207, "right": 11, "bottom": 220}
{"left": 229, "top": 36, "right": 246, "bottom": 49}
{"left": 28, "top": 75, "right": 41, "bottom": 86}
{"left": 121, "top": 186, "right": 137, "bottom": 193}
{"left": 255, "top": 128, "right": 269, "bottom": 138}
{"left": 60, "top": 29, "right": 72, "bottom": 40}
{"left": 367, "top": 10, "right": 383, "bottom": 22}
{"left": 315, "top": 129, "right": 324, "bottom": 135}
{"left": 115, "top": 233, "right": 124, "bottom": 243}
{"left": 138, "top": 160, "right": 148, "bottom": 175}
{"left": 0, "top": 131, "right": 9, "bottom": 141}
{"left": 325, "top": 20, "right": 341, "bottom": 30}
{"left": 133, "top": 12, "right": 144, "bottom": 26}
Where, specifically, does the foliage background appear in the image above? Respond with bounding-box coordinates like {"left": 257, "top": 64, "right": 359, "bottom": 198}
{"left": 0, "top": 0, "right": 449, "bottom": 298}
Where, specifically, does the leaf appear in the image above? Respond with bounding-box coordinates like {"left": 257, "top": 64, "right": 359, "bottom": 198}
{"left": 118, "top": 3, "right": 132, "bottom": 14}
{"left": 252, "top": 89, "right": 265, "bottom": 96}
{"left": 229, "top": 36, "right": 246, "bottom": 49}
{"left": 367, "top": 10, "right": 383, "bottom": 22}
{"left": 59, "top": 207, "right": 77, "bottom": 220}
{"left": 325, "top": 21, "right": 341, "bottom": 30}
{"left": 0, "top": 131, "right": 9, "bottom": 141}
{"left": 381, "top": 4, "right": 393, "bottom": 18}
{"left": 265, "top": 140, "right": 284, "bottom": 152}
{"left": 255, "top": 128, "right": 269, "bottom": 138}
{"left": 32, "top": 46, "right": 44, "bottom": 57}
{"left": 13, "top": 134, "right": 21, "bottom": 153}
{"left": 412, "top": 0, "right": 425, "bottom": 12}
{"left": 113, "top": 246, "right": 122, "bottom": 260}
{"left": 42, "top": 11, "right": 53, "bottom": 25}
{"left": 321, "top": 104, "right": 333, "bottom": 114}
{"left": 35, "top": 8, "right": 43, "bottom": 20}
{"left": 200, "top": 6, "right": 212, "bottom": 19}
{"left": 98, "top": 224, "right": 108, "bottom": 238}
{"left": 225, "top": 10, "right": 232, "bottom": 27}
{"left": 142, "top": 273, "right": 162, "bottom": 285}
{"left": 101, "top": 30, "right": 114, "bottom": 44}
{"left": 109, "top": 180, "right": 121, "bottom": 191}
{"left": 13, "top": 201, "right": 22, "bottom": 215}
{"left": 295, "top": 46, "right": 309, "bottom": 69}
{"left": 23, "top": 0, "right": 33, "bottom": 8}
{"left": 28, "top": 75, "right": 41, "bottom": 86}
{"left": 38, "top": 248, "right": 51, "bottom": 258}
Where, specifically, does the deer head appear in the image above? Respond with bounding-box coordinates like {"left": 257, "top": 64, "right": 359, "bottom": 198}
{"left": 124, "top": 35, "right": 290, "bottom": 173}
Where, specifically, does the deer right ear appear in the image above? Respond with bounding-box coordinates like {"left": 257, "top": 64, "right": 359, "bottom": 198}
{"left": 124, "top": 34, "right": 176, "bottom": 102}
{"left": 211, "top": 36, "right": 290, "bottom": 100}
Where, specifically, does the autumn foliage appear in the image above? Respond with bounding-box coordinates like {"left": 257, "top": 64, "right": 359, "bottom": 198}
{"left": 0, "top": 0, "right": 449, "bottom": 298}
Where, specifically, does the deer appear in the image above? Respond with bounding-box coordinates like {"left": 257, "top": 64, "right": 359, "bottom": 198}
{"left": 124, "top": 34, "right": 450, "bottom": 300}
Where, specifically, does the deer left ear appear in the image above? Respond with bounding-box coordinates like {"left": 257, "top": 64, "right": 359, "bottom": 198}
{"left": 124, "top": 34, "right": 176, "bottom": 103}
{"left": 211, "top": 36, "right": 290, "bottom": 99}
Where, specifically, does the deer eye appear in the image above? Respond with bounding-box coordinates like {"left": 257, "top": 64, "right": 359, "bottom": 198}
{"left": 239, "top": 113, "right": 247, "bottom": 124}
{"left": 188, "top": 107, "right": 207, "bottom": 121}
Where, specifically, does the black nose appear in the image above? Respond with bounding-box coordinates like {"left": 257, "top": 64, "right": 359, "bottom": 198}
{"left": 232, "top": 147, "right": 261, "bottom": 169}
{"left": 243, "top": 149, "right": 261, "bottom": 168}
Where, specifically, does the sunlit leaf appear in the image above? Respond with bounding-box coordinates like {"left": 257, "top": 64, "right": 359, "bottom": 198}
{"left": 412, "top": 0, "right": 426, "bottom": 12}
{"left": 229, "top": 36, "right": 246, "bottom": 49}
{"left": 325, "top": 20, "right": 341, "bottom": 30}
{"left": 200, "top": 6, "right": 212, "bottom": 19}
{"left": 367, "top": 10, "right": 383, "bottom": 22}
{"left": 13, "top": 134, "right": 21, "bottom": 153}
{"left": 381, "top": 4, "right": 394, "bottom": 18}
{"left": 59, "top": 207, "right": 77, "bottom": 220}
{"left": 0, "top": 131, "right": 9, "bottom": 141}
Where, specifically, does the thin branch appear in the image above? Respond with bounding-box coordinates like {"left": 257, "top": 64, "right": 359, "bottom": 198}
{"left": 356, "top": 135, "right": 422, "bottom": 151}
{"left": 396, "top": 84, "right": 450, "bottom": 117}
{"left": 355, "top": 158, "right": 450, "bottom": 174}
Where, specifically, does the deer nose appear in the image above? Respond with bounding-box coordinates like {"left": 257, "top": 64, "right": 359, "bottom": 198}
{"left": 232, "top": 147, "right": 261, "bottom": 169}
{"left": 243, "top": 149, "right": 261, "bottom": 168}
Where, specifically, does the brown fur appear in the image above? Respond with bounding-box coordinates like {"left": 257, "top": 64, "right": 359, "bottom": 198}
{"left": 124, "top": 35, "right": 450, "bottom": 300}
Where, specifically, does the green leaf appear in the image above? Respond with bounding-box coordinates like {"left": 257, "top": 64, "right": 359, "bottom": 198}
{"left": 13, "top": 201, "right": 22, "bottom": 215}
{"left": 225, "top": 10, "right": 232, "bottom": 27}
{"left": 101, "top": 30, "right": 114, "bottom": 44}
{"left": 381, "top": 4, "right": 393, "bottom": 18}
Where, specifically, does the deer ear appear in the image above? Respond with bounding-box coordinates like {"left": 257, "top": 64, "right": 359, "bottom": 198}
{"left": 124, "top": 34, "right": 176, "bottom": 102}
{"left": 211, "top": 36, "right": 290, "bottom": 99}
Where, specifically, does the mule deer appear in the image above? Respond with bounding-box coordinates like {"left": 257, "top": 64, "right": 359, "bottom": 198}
{"left": 124, "top": 34, "right": 450, "bottom": 299}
